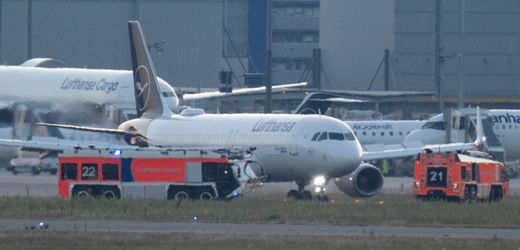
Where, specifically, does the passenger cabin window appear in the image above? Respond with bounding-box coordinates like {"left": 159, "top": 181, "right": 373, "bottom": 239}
{"left": 61, "top": 163, "right": 77, "bottom": 180}
{"left": 81, "top": 163, "right": 98, "bottom": 180}
{"left": 311, "top": 132, "right": 320, "bottom": 141}
{"left": 102, "top": 163, "right": 119, "bottom": 180}
{"left": 344, "top": 132, "right": 355, "bottom": 141}
{"left": 329, "top": 132, "right": 344, "bottom": 141}
{"left": 318, "top": 132, "right": 328, "bottom": 141}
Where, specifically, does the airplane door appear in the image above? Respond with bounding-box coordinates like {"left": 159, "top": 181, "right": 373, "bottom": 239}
{"left": 289, "top": 122, "right": 307, "bottom": 156}
{"left": 451, "top": 115, "right": 467, "bottom": 142}
{"left": 446, "top": 110, "right": 468, "bottom": 143}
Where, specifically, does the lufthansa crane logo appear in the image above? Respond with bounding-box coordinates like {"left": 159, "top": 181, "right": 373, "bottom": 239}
{"left": 135, "top": 65, "right": 151, "bottom": 112}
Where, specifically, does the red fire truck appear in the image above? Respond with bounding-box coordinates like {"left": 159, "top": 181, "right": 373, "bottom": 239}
{"left": 413, "top": 151, "right": 509, "bottom": 202}
{"left": 58, "top": 147, "right": 253, "bottom": 200}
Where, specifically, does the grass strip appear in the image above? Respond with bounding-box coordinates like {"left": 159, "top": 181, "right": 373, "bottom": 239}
{"left": 0, "top": 230, "right": 519, "bottom": 250}
{"left": 0, "top": 194, "right": 519, "bottom": 227}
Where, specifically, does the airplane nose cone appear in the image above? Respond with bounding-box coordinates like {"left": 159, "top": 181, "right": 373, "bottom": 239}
{"left": 327, "top": 141, "right": 362, "bottom": 177}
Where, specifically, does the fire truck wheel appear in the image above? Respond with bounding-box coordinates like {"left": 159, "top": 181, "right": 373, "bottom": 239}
{"left": 76, "top": 190, "right": 90, "bottom": 198}
{"left": 31, "top": 167, "right": 41, "bottom": 176}
{"left": 464, "top": 186, "right": 477, "bottom": 203}
{"left": 198, "top": 190, "right": 214, "bottom": 200}
{"left": 470, "top": 187, "right": 477, "bottom": 202}
{"left": 173, "top": 190, "right": 190, "bottom": 200}
{"left": 102, "top": 189, "right": 118, "bottom": 200}
{"left": 489, "top": 187, "right": 503, "bottom": 202}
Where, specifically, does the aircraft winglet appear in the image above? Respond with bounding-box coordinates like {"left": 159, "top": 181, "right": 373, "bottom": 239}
{"left": 474, "top": 106, "right": 486, "bottom": 148}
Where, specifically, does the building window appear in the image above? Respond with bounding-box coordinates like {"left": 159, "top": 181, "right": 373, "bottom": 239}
{"left": 272, "top": 58, "right": 312, "bottom": 71}
{"left": 272, "top": 30, "right": 319, "bottom": 44}
{"left": 272, "top": 3, "right": 320, "bottom": 17}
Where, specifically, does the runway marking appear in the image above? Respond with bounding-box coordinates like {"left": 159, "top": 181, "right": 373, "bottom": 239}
{"left": 1, "top": 218, "right": 520, "bottom": 239}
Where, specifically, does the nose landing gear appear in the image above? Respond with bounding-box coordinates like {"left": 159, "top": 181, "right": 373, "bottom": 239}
{"left": 286, "top": 179, "right": 329, "bottom": 202}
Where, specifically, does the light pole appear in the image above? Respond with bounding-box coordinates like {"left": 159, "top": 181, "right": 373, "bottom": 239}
{"left": 457, "top": 0, "right": 465, "bottom": 108}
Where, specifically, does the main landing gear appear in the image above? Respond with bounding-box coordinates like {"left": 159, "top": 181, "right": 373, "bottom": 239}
{"left": 286, "top": 179, "right": 329, "bottom": 202}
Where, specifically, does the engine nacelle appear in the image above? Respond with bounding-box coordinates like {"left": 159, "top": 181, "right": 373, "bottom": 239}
{"left": 335, "top": 163, "right": 384, "bottom": 198}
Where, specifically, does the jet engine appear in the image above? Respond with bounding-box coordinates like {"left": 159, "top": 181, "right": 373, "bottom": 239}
{"left": 335, "top": 163, "right": 384, "bottom": 198}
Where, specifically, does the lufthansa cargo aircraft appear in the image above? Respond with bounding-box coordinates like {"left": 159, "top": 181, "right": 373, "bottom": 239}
{"left": 1, "top": 21, "right": 482, "bottom": 199}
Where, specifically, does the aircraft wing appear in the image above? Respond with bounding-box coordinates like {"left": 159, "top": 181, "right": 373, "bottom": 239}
{"left": 363, "top": 106, "right": 485, "bottom": 161}
{"left": 0, "top": 136, "right": 250, "bottom": 157}
{"left": 362, "top": 141, "right": 480, "bottom": 161}
{"left": 183, "top": 82, "right": 308, "bottom": 101}
{"left": 0, "top": 136, "right": 119, "bottom": 152}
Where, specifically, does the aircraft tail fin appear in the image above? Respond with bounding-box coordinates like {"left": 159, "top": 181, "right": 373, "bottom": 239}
{"left": 128, "top": 21, "right": 172, "bottom": 118}
{"left": 293, "top": 92, "right": 337, "bottom": 114}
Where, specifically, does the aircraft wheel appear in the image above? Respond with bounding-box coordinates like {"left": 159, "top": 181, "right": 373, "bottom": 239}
{"left": 301, "top": 190, "right": 312, "bottom": 200}
{"left": 8, "top": 166, "right": 18, "bottom": 175}
{"left": 287, "top": 190, "right": 301, "bottom": 200}
{"left": 316, "top": 195, "right": 329, "bottom": 202}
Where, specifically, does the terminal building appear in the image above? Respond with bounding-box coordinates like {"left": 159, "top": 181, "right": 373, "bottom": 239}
{"left": 1, "top": 0, "right": 520, "bottom": 116}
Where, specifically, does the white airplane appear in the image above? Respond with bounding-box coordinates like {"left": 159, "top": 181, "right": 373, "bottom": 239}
{"left": 406, "top": 109, "right": 520, "bottom": 161}
{"left": 2, "top": 21, "right": 483, "bottom": 200}
{"left": 0, "top": 63, "right": 179, "bottom": 121}
{"left": 346, "top": 120, "right": 424, "bottom": 145}
{"left": 0, "top": 60, "right": 180, "bottom": 174}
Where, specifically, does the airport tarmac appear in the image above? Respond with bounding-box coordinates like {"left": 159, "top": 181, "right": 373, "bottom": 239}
{"left": 1, "top": 170, "right": 520, "bottom": 197}
{"left": 1, "top": 218, "right": 520, "bottom": 239}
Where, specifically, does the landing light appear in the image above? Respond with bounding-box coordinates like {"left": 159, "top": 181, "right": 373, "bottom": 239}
{"left": 313, "top": 176, "right": 326, "bottom": 186}
{"left": 314, "top": 186, "right": 326, "bottom": 193}
{"left": 113, "top": 149, "right": 123, "bottom": 156}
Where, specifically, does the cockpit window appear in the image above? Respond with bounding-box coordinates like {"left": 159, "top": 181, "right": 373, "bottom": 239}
{"left": 422, "top": 121, "right": 445, "bottom": 130}
{"left": 344, "top": 132, "right": 355, "bottom": 141}
{"left": 311, "top": 132, "right": 320, "bottom": 141}
{"left": 317, "top": 132, "right": 328, "bottom": 141}
{"left": 329, "top": 132, "right": 344, "bottom": 141}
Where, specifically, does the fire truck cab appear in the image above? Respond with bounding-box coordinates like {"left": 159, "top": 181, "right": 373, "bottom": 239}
{"left": 414, "top": 151, "right": 508, "bottom": 202}
{"left": 58, "top": 147, "right": 256, "bottom": 200}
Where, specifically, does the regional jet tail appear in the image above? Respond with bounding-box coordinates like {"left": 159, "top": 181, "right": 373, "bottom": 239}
{"left": 0, "top": 21, "right": 484, "bottom": 200}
